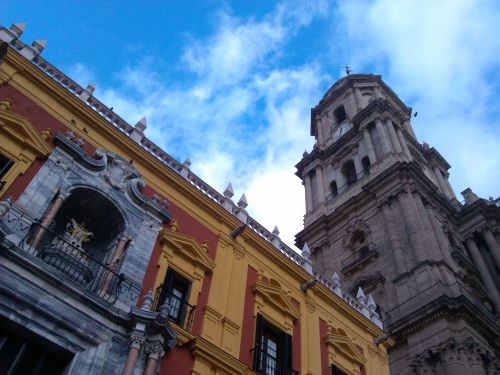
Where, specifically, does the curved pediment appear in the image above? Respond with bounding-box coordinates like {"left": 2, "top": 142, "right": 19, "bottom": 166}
{"left": 0, "top": 99, "right": 52, "bottom": 157}
{"left": 159, "top": 225, "right": 215, "bottom": 272}
{"left": 324, "top": 332, "right": 366, "bottom": 365}
{"left": 252, "top": 280, "right": 300, "bottom": 321}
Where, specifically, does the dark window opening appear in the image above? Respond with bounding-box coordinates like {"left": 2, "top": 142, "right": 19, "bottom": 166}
{"left": 0, "top": 322, "right": 72, "bottom": 375}
{"left": 334, "top": 105, "right": 347, "bottom": 124}
{"left": 361, "top": 156, "right": 371, "bottom": 174}
{"left": 157, "top": 269, "right": 191, "bottom": 326}
{"left": 330, "top": 181, "right": 338, "bottom": 197}
{"left": 253, "top": 315, "right": 294, "bottom": 375}
{"left": 331, "top": 364, "right": 348, "bottom": 375}
{"left": 0, "top": 153, "right": 13, "bottom": 191}
{"left": 341, "top": 160, "right": 357, "bottom": 186}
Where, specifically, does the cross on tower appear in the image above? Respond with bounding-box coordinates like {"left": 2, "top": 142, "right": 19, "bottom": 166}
{"left": 344, "top": 65, "right": 352, "bottom": 76}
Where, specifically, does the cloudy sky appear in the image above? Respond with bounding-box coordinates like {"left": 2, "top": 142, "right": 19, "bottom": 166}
{"left": 2, "top": 0, "right": 499, "bottom": 248}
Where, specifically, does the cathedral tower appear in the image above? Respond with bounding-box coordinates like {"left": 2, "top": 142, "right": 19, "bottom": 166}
{"left": 296, "top": 74, "right": 500, "bottom": 374}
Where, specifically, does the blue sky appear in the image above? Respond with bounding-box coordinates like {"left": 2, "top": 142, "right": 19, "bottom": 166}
{"left": 2, "top": 0, "right": 499, "bottom": 248}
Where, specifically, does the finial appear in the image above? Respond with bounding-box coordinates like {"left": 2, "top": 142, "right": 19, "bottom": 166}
{"left": 357, "top": 287, "right": 366, "bottom": 303}
{"left": 237, "top": 193, "right": 248, "bottom": 209}
{"left": 182, "top": 158, "right": 191, "bottom": 167}
{"left": 367, "top": 294, "right": 376, "bottom": 310}
{"left": 141, "top": 288, "right": 154, "bottom": 310}
{"left": 32, "top": 39, "right": 46, "bottom": 52}
{"left": 272, "top": 226, "right": 280, "bottom": 236}
{"left": 135, "top": 117, "right": 147, "bottom": 131}
{"left": 223, "top": 183, "right": 234, "bottom": 198}
{"left": 332, "top": 272, "right": 340, "bottom": 283}
{"left": 302, "top": 242, "right": 311, "bottom": 259}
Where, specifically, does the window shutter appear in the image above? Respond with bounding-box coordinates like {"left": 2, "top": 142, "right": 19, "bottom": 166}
{"left": 282, "top": 332, "right": 292, "bottom": 370}
{"left": 253, "top": 314, "right": 264, "bottom": 371}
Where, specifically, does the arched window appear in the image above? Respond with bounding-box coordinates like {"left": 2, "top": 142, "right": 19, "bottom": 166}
{"left": 330, "top": 181, "right": 338, "bottom": 197}
{"left": 341, "top": 160, "right": 357, "bottom": 186}
{"left": 361, "top": 156, "right": 371, "bottom": 174}
{"left": 334, "top": 105, "right": 347, "bottom": 124}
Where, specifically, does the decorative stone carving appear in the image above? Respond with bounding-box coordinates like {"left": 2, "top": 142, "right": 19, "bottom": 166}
{"left": 98, "top": 150, "right": 139, "bottom": 191}
{"left": 343, "top": 218, "right": 371, "bottom": 249}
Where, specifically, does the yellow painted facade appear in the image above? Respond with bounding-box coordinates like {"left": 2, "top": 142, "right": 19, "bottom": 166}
{"left": 0, "top": 42, "right": 392, "bottom": 375}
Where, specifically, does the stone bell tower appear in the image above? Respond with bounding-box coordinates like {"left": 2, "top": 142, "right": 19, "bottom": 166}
{"left": 296, "top": 74, "right": 500, "bottom": 374}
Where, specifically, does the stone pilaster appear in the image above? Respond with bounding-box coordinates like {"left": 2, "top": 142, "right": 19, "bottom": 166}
{"left": 316, "top": 166, "right": 325, "bottom": 204}
{"left": 381, "top": 201, "right": 406, "bottom": 275}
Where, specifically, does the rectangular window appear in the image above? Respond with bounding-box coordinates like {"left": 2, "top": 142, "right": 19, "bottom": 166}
{"left": 331, "top": 364, "right": 348, "bottom": 375}
{"left": 156, "top": 269, "right": 191, "bottom": 326}
{"left": 0, "top": 325, "right": 72, "bottom": 375}
{"left": 253, "top": 315, "right": 294, "bottom": 375}
{"left": 0, "top": 153, "right": 13, "bottom": 191}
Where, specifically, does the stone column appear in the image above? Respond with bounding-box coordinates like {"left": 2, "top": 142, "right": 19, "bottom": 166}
{"left": 143, "top": 341, "right": 165, "bottom": 375}
{"left": 362, "top": 127, "right": 377, "bottom": 164}
{"left": 466, "top": 238, "right": 500, "bottom": 312}
{"left": 101, "top": 234, "right": 131, "bottom": 293}
{"left": 30, "top": 189, "right": 68, "bottom": 249}
{"left": 304, "top": 173, "right": 313, "bottom": 212}
{"left": 375, "top": 118, "right": 391, "bottom": 155}
{"left": 427, "top": 209, "right": 456, "bottom": 273}
{"left": 316, "top": 115, "right": 325, "bottom": 147}
{"left": 381, "top": 202, "right": 406, "bottom": 275}
{"left": 396, "top": 127, "right": 412, "bottom": 160}
{"left": 385, "top": 118, "right": 403, "bottom": 154}
{"left": 316, "top": 166, "right": 325, "bottom": 204}
{"left": 122, "top": 335, "right": 144, "bottom": 375}
{"left": 482, "top": 229, "right": 500, "bottom": 271}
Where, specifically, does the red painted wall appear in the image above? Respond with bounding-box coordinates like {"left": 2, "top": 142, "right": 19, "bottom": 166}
{"left": 158, "top": 346, "right": 194, "bottom": 375}
{"left": 239, "top": 265, "right": 258, "bottom": 367}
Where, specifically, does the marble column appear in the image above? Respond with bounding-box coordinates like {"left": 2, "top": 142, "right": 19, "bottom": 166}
{"left": 482, "top": 229, "right": 500, "bottom": 271}
{"left": 31, "top": 189, "right": 68, "bottom": 249}
{"left": 316, "top": 166, "right": 326, "bottom": 204}
{"left": 143, "top": 341, "right": 165, "bottom": 375}
{"left": 101, "top": 234, "right": 131, "bottom": 293}
{"left": 381, "top": 202, "right": 406, "bottom": 275}
{"left": 122, "top": 335, "right": 144, "bottom": 375}
{"left": 304, "top": 173, "right": 313, "bottom": 212}
{"left": 362, "top": 127, "right": 377, "bottom": 164}
{"left": 466, "top": 238, "right": 500, "bottom": 312}
{"left": 396, "top": 127, "right": 412, "bottom": 160}
{"left": 385, "top": 118, "right": 403, "bottom": 154}
{"left": 375, "top": 118, "right": 391, "bottom": 155}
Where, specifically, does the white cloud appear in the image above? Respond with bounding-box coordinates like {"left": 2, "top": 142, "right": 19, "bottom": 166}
{"left": 337, "top": 0, "right": 500, "bottom": 197}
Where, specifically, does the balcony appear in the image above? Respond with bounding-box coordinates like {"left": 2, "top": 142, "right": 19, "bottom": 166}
{"left": 153, "top": 284, "right": 196, "bottom": 332}
{"left": 18, "top": 222, "right": 134, "bottom": 304}
{"left": 251, "top": 345, "right": 299, "bottom": 375}
{"left": 341, "top": 243, "right": 379, "bottom": 275}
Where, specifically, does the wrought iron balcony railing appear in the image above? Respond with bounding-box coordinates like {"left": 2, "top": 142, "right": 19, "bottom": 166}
{"left": 341, "top": 243, "right": 379, "bottom": 275}
{"left": 251, "top": 346, "right": 299, "bottom": 375}
{"left": 19, "top": 222, "right": 133, "bottom": 304}
{"left": 153, "top": 284, "right": 196, "bottom": 332}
